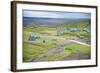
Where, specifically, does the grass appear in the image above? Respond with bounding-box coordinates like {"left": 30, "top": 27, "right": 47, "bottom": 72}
{"left": 41, "top": 30, "right": 57, "bottom": 34}
{"left": 61, "top": 33, "right": 78, "bottom": 39}
{"left": 23, "top": 38, "right": 91, "bottom": 62}
{"left": 80, "top": 33, "right": 91, "bottom": 40}
{"left": 23, "top": 43, "right": 51, "bottom": 62}
{"left": 46, "top": 50, "right": 72, "bottom": 61}
{"left": 45, "top": 44, "right": 91, "bottom": 61}
{"left": 65, "top": 44, "right": 91, "bottom": 54}
{"left": 23, "top": 31, "right": 71, "bottom": 48}
{"left": 61, "top": 31, "right": 90, "bottom": 40}
{"left": 23, "top": 21, "right": 91, "bottom": 62}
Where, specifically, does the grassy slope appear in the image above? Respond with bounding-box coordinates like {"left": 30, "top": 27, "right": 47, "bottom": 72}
{"left": 65, "top": 44, "right": 91, "bottom": 54}
{"left": 41, "top": 44, "right": 91, "bottom": 61}
{"left": 63, "top": 21, "right": 91, "bottom": 39}
{"left": 23, "top": 21, "right": 91, "bottom": 62}
{"left": 23, "top": 43, "right": 51, "bottom": 62}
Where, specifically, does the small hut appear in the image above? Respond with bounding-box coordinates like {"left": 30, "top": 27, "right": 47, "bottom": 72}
{"left": 28, "top": 34, "right": 40, "bottom": 41}
{"left": 83, "top": 28, "right": 90, "bottom": 33}
{"left": 79, "top": 36, "right": 84, "bottom": 39}
{"left": 69, "top": 28, "right": 78, "bottom": 32}
{"left": 43, "top": 38, "right": 49, "bottom": 43}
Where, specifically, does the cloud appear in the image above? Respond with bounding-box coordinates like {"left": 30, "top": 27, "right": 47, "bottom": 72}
{"left": 23, "top": 10, "right": 91, "bottom": 19}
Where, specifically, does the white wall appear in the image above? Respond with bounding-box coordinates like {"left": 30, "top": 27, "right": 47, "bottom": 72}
{"left": 0, "top": 0, "right": 99, "bottom": 73}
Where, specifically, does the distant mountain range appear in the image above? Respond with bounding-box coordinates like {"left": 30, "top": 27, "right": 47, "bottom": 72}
{"left": 23, "top": 17, "right": 90, "bottom": 26}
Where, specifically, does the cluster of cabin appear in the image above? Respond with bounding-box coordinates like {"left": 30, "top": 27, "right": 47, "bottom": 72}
{"left": 28, "top": 34, "right": 40, "bottom": 41}
{"left": 28, "top": 34, "right": 49, "bottom": 43}
{"left": 57, "top": 27, "right": 90, "bottom": 35}
{"left": 28, "top": 27, "right": 90, "bottom": 42}
{"left": 58, "top": 27, "right": 90, "bottom": 33}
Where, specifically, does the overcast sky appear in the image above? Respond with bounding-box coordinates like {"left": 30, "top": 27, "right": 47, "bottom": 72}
{"left": 23, "top": 10, "right": 91, "bottom": 19}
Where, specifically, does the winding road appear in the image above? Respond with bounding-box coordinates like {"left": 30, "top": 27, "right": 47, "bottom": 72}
{"left": 26, "top": 35, "right": 91, "bottom": 62}
{"left": 31, "top": 42, "right": 76, "bottom": 62}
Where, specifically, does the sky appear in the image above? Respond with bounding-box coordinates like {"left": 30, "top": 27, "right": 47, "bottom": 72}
{"left": 23, "top": 10, "right": 91, "bottom": 19}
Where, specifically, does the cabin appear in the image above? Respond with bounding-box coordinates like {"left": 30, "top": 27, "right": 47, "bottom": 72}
{"left": 79, "top": 36, "right": 84, "bottom": 39}
{"left": 83, "top": 28, "right": 90, "bottom": 33}
{"left": 76, "top": 34, "right": 84, "bottom": 39}
{"left": 43, "top": 38, "right": 49, "bottom": 43}
{"left": 28, "top": 34, "right": 40, "bottom": 41}
{"left": 69, "top": 28, "right": 78, "bottom": 32}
